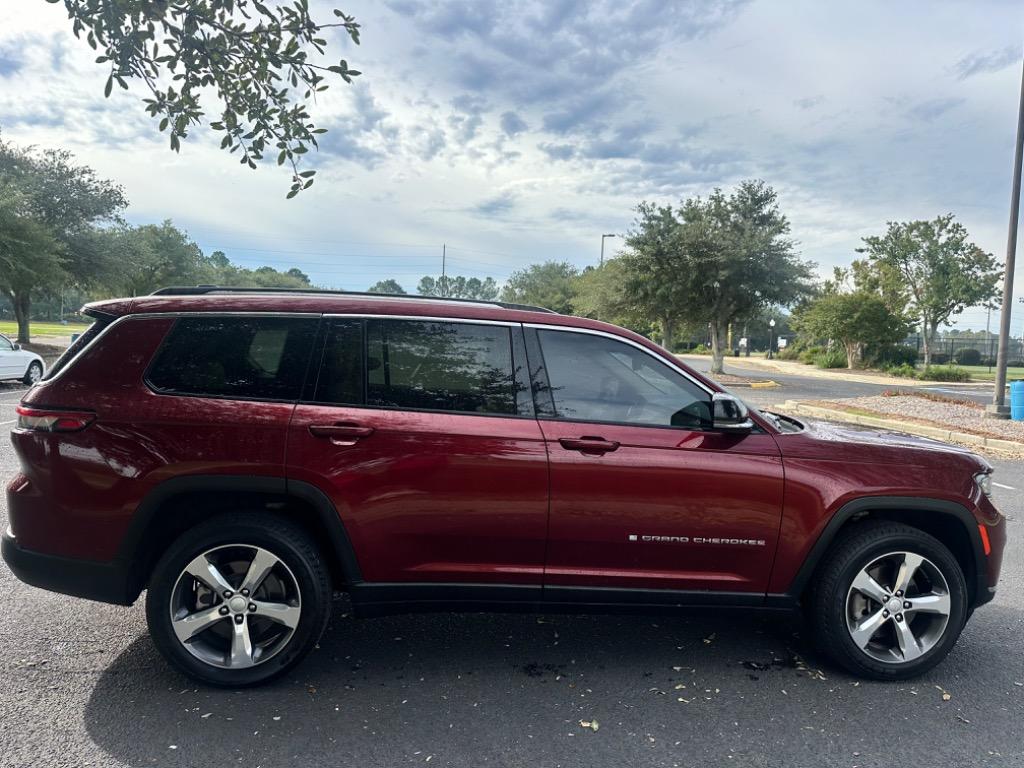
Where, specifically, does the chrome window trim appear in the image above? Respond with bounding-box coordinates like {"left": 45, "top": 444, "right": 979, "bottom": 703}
{"left": 524, "top": 322, "right": 716, "bottom": 396}
{"left": 323, "top": 313, "right": 519, "bottom": 328}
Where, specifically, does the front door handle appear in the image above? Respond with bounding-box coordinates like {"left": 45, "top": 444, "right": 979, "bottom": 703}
{"left": 308, "top": 423, "right": 375, "bottom": 445}
{"left": 558, "top": 436, "right": 620, "bottom": 455}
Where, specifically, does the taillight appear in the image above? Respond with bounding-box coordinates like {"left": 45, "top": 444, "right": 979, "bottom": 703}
{"left": 15, "top": 406, "right": 95, "bottom": 433}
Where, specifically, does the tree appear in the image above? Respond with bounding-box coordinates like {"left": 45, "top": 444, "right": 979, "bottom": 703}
{"left": 623, "top": 181, "right": 815, "bottom": 373}
{"left": 858, "top": 215, "right": 1001, "bottom": 366}
{"left": 53, "top": 0, "right": 362, "bottom": 197}
{"left": 418, "top": 275, "right": 499, "bottom": 301}
{"left": 619, "top": 203, "right": 689, "bottom": 349}
{"left": 499, "top": 262, "right": 578, "bottom": 313}
{"left": 0, "top": 136, "right": 126, "bottom": 342}
{"left": 99, "top": 221, "right": 206, "bottom": 296}
{"left": 792, "top": 291, "right": 910, "bottom": 368}
{"left": 0, "top": 187, "right": 63, "bottom": 341}
{"left": 367, "top": 279, "right": 406, "bottom": 295}
{"left": 571, "top": 261, "right": 656, "bottom": 336}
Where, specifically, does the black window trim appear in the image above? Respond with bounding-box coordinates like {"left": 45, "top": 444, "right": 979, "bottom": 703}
{"left": 300, "top": 313, "right": 535, "bottom": 421}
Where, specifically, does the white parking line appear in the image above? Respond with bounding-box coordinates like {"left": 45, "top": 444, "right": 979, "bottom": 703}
{"left": 993, "top": 482, "right": 1015, "bottom": 491}
{"left": 0, "top": 419, "right": 15, "bottom": 426}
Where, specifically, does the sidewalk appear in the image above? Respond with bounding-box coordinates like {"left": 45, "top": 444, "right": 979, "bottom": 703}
{"left": 678, "top": 354, "right": 990, "bottom": 388}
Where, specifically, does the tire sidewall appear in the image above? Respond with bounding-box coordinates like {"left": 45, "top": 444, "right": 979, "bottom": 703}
{"left": 829, "top": 530, "right": 967, "bottom": 679}
{"left": 146, "top": 517, "right": 329, "bottom": 687}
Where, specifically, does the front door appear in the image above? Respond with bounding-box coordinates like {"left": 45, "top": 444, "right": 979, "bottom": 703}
{"left": 286, "top": 316, "right": 549, "bottom": 591}
{"left": 529, "top": 327, "right": 784, "bottom": 597}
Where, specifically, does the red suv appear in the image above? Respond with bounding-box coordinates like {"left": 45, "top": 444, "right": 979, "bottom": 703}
{"left": 2, "top": 288, "right": 1006, "bottom": 686}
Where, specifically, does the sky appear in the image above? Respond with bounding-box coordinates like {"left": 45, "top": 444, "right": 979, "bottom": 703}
{"left": 1, "top": 0, "right": 1023, "bottom": 332}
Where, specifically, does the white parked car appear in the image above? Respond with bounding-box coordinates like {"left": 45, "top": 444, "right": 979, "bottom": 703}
{"left": 0, "top": 333, "right": 45, "bottom": 385}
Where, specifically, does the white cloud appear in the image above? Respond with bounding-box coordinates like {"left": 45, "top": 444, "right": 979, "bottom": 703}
{"left": 1, "top": 0, "right": 1022, "bottom": 330}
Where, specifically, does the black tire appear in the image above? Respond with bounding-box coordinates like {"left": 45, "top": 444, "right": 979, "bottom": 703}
{"left": 808, "top": 520, "right": 968, "bottom": 680}
{"left": 23, "top": 361, "right": 42, "bottom": 386}
{"left": 145, "top": 512, "right": 331, "bottom": 687}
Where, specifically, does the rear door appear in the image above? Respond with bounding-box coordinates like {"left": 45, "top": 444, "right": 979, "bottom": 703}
{"left": 286, "top": 316, "right": 549, "bottom": 590}
{"left": 528, "top": 326, "right": 784, "bottom": 597}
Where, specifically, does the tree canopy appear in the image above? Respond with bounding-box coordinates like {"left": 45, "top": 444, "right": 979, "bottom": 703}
{"left": 499, "top": 261, "right": 578, "bottom": 313}
{"left": 51, "top": 0, "right": 362, "bottom": 197}
{"left": 792, "top": 290, "right": 910, "bottom": 369}
{"left": 0, "top": 136, "right": 126, "bottom": 341}
{"left": 857, "top": 214, "right": 1001, "bottom": 366}
{"left": 368, "top": 279, "right": 406, "bottom": 295}
{"left": 417, "top": 275, "right": 499, "bottom": 301}
{"left": 622, "top": 180, "right": 815, "bottom": 372}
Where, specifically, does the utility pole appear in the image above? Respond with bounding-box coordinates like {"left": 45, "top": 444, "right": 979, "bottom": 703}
{"left": 441, "top": 243, "right": 447, "bottom": 298}
{"left": 600, "top": 234, "right": 616, "bottom": 266}
{"left": 987, "top": 56, "right": 1024, "bottom": 419}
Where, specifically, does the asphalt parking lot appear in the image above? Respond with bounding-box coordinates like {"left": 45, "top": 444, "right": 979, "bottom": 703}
{"left": 0, "top": 382, "right": 1022, "bottom": 768}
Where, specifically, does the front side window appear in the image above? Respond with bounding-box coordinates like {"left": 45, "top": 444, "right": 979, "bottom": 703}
{"left": 147, "top": 316, "right": 318, "bottom": 401}
{"left": 366, "top": 319, "right": 517, "bottom": 415}
{"left": 537, "top": 329, "right": 712, "bottom": 429}
{"left": 0, "top": 335, "right": 13, "bottom": 351}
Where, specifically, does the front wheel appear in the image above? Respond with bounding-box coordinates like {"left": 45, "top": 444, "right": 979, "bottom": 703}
{"left": 809, "top": 521, "right": 967, "bottom": 680}
{"left": 23, "top": 361, "right": 42, "bottom": 386}
{"left": 145, "top": 513, "right": 331, "bottom": 687}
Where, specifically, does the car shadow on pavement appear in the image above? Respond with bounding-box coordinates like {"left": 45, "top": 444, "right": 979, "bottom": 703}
{"left": 83, "top": 604, "right": 827, "bottom": 766}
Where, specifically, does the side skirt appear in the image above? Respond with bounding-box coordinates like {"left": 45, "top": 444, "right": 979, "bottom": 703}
{"left": 348, "top": 582, "right": 799, "bottom": 617}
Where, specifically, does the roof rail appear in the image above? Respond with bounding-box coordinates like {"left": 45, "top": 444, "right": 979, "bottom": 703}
{"left": 149, "top": 285, "right": 557, "bottom": 314}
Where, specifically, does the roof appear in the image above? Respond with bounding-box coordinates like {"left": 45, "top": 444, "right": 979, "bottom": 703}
{"left": 84, "top": 287, "right": 581, "bottom": 329}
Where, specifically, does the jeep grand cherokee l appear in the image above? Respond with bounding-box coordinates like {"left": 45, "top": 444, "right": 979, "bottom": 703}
{"left": 2, "top": 287, "right": 1006, "bottom": 686}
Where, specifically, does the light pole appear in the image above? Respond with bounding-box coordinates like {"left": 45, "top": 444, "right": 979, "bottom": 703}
{"left": 987, "top": 56, "right": 1024, "bottom": 419}
{"left": 600, "top": 234, "right": 616, "bottom": 266}
{"left": 767, "top": 318, "right": 776, "bottom": 359}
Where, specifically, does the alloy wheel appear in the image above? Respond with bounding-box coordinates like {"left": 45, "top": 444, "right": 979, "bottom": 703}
{"left": 845, "top": 550, "right": 951, "bottom": 664}
{"left": 169, "top": 544, "right": 302, "bottom": 670}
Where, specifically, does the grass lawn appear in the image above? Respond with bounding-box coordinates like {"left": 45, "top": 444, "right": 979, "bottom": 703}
{"left": 954, "top": 365, "right": 1024, "bottom": 382}
{"left": 0, "top": 320, "right": 92, "bottom": 338}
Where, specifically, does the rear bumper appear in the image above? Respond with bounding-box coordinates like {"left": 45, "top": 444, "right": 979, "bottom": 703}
{"left": 1, "top": 531, "right": 133, "bottom": 605}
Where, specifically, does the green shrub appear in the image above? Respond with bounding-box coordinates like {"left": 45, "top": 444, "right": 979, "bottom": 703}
{"left": 953, "top": 348, "right": 982, "bottom": 366}
{"left": 777, "top": 345, "right": 801, "bottom": 360}
{"left": 814, "top": 349, "right": 847, "bottom": 369}
{"left": 863, "top": 344, "right": 918, "bottom": 369}
{"left": 1009, "top": 359, "right": 1024, "bottom": 368}
{"left": 691, "top": 344, "right": 711, "bottom": 355}
{"left": 929, "top": 352, "right": 950, "bottom": 365}
{"left": 921, "top": 365, "right": 970, "bottom": 382}
{"left": 798, "top": 346, "right": 824, "bottom": 364}
{"left": 886, "top": 363, "right": 919, "bottom": 378}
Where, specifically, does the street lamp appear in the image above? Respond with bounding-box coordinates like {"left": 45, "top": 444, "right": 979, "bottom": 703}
{"left": 767, "top": 318, "right": 776, "bottom": 359}
{"left": 600, "top": 234, "right": 617, "bottom": 266}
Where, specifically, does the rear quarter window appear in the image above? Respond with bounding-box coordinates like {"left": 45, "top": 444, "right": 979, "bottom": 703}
{"left": 146, "top": 316, "right": 319, "bottom": 401}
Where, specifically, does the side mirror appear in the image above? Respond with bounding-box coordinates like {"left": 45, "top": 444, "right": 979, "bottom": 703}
{"left": 711, "top": 392, "right": 754, "bottom": 433}
{"left": 12, "top": 343, "right": 20, "bottom": 351}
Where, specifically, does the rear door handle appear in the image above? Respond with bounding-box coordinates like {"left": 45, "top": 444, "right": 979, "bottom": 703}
{"left": 309, "top": 423, "right": 375, "bottom": 445}
{"left": 558, "top": 436, "right": 620, "bottom": 455}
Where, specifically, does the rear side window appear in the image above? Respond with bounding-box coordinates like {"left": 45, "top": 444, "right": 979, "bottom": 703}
{"left": 147, "top": 316, "right": 318, "bottom": 401}
{"left": 366, "top": 319, "right": 517, "bottom": 415}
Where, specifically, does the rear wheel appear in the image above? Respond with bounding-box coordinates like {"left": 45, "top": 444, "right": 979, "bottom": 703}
{"left": 809, "top": 521, "right": 967, "bottom": 680}
{"left": 145, "top": 513, "right": 331, "bottom": 687}
{"left": 23, "top": 361, "right": 42, "bottom": 385}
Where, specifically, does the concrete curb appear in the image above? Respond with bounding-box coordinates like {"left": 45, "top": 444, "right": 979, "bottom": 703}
{"left": 774, "top": 400, "right": 1024, "bottom": 456}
